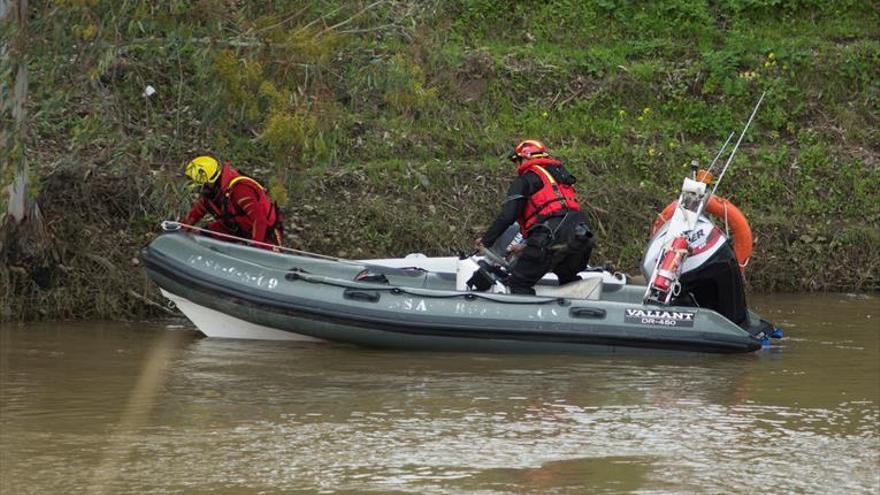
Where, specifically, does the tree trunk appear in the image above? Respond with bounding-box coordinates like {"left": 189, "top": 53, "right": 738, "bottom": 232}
{"left": 2, "top": 0, "right": 30, "bottom": 222}
{"left": 1, "top": 0, "right": 55, "bottom": 306}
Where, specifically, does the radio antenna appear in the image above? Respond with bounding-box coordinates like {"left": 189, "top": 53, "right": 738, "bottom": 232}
{"left": 708, "top": 131, "right": 736, "bottom": 174}
{"left": 710, "top": 91, "right": 766, "bottom": 198}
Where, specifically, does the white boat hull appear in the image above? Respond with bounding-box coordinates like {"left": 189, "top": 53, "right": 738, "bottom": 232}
{"left": 161, "top": 289, "right": 324, "bottom": 341}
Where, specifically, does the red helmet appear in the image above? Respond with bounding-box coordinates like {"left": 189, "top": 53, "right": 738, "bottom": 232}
{"left": 509, "top": 139, "right": 548, "bottom": 162}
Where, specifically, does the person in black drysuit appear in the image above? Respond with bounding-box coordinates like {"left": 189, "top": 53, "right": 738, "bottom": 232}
{"left": 475, "top": 140, "right": 594, "bottom": 295}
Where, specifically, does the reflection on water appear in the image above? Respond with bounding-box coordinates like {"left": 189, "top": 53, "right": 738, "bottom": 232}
{"left": 1, "top": 294, "right": 878, "bottom": 494}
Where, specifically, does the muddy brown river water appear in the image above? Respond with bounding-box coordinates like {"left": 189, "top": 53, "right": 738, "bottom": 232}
{"left": 1, "top": 293, "right": 878, "bottom": 494}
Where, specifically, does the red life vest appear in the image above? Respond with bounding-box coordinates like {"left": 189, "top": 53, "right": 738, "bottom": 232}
{"left": 516, "top": 158, "right": 581, "bottom": 233}
{"left": 209, "top": 163, "right": 279, "bottom": 235}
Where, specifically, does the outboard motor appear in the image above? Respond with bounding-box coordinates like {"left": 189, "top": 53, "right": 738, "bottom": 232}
{"left": 641, "top": 189, "right": 748, "bottom": 327}
{"left": 642, "top": 177, "right": 726, "bottom": 305}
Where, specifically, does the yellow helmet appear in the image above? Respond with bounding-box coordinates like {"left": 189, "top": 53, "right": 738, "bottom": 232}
{"left": 184, "top": 156, "right": 221, "bottom": 185}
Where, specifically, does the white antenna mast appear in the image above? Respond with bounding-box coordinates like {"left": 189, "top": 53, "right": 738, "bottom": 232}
{"left": 710, "top": 91, "right": 766, "bottom": 198}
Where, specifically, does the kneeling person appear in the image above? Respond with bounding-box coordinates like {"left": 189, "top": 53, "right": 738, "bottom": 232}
{"left": 477, "top": 140, "right": 594, "bottom": 294}
{"left": 183, "top": 155, "right": 283, "bottom": 248}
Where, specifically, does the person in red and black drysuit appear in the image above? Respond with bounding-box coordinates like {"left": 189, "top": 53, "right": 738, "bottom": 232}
{"left": 476, "top": 140, "right": 594, "bottom": 294}
{"left": 182, "top": 156, "right": 283, "bottom": 248}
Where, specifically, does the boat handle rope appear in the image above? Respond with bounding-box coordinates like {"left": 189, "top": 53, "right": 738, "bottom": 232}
{"left": 284, "top": 270, "right": 571, "bottom": 306}
{"left": 161, "top": 220, "right": 366, "bottom": 265}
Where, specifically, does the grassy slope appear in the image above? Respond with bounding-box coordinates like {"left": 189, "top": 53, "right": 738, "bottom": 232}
{"left": 2, "top": 0, "right": 878, "bottom": 320}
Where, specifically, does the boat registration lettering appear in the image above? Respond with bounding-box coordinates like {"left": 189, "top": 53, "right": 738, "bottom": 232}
{"left": 403, "top": 298, "right": 427, "bottom": 312}
{"left": 624, "top": 308, "right": 695, "bottom": 328}
{"left": 188, "top": 256, "right": 278, "bottom": 289}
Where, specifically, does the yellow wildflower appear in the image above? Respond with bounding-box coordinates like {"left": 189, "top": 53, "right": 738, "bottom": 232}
{"left": 81, "top": 24, "right": 98, "bottom": 40}
{"left": 739, "top": 71, "right": 759, "bottom": 80}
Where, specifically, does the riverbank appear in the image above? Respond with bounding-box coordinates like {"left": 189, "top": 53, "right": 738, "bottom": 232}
{"left": 3, "top": 160, "right": 877, "bottom": 321}
{"left": 1, "top": 1, "right": 878, "bottom": 320}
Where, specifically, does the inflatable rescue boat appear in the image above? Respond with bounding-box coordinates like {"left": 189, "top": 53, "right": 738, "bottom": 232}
{"left": 141, "top": 228, "right": 776, "bottom": 354}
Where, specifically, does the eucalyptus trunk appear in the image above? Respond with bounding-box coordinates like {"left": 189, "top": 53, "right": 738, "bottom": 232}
{"left": 1, "top": 0, "right": 55, "bottom": 307}
{"left": 2, "top": 0, "right": 30, "bottom": 221}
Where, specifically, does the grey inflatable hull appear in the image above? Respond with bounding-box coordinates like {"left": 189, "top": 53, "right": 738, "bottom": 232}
{"left": 141, "top": 233, "right": 765, "bottom": 354}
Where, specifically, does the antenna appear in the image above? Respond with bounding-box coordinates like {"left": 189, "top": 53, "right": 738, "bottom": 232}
{"left": 692, "top": 131, "right": 735, "bottom": 220}
{"left": 711, "top": 91, "right": 766, "bottom": 198}
{"left": 708, "top": 131, "right": 736, "bottom": 175}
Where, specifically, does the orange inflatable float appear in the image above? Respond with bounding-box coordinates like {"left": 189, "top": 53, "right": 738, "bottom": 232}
{"left": 651, "top": 196, "right": 753, "bottom": 271}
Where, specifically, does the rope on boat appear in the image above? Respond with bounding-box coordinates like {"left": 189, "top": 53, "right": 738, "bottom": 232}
{"left": 283, "top": 270, "right": 571, "bottom": 306}
{"left": 160, "top": 220, "right": 363, "bottom": 265}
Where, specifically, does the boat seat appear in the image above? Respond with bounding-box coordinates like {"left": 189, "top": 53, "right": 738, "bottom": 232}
{"left": 534, "top": 275, "right": 603, "bottom": 300}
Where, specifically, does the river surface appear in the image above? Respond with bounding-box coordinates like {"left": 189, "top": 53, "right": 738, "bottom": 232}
{"left": 1, "top": 293, "right": 878, "bottom": 494}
